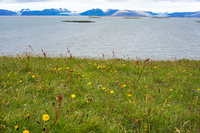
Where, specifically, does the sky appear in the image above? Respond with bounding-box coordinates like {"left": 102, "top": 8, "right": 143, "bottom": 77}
{"left": 0, "top": 0, "right": 200, "bottom": 13}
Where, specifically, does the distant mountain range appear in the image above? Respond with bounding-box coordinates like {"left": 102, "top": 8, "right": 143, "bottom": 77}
{"left": 0, "top": 8, "right": 200, "bottom": 17}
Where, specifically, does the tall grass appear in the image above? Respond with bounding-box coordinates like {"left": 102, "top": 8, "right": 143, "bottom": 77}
{"left": 0, "top": 54, "right": 199, "bottom": 132}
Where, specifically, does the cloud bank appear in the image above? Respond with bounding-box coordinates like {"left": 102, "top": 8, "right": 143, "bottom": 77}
{"left": 0, "top": 0, "right": 200, "bottom": 12}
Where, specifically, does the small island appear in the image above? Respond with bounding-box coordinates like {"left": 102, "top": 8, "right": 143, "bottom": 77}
{"left": 123, "top": 17, "right": 141, "bottom": 19}
{"left": 61, "top": 20, "right": 95, "bottom": 23}
{"left": 89, "top": 16, "right": 101, "bottom": 18}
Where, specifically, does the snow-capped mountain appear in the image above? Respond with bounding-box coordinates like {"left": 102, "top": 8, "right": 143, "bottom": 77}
{"left": 0, "top": 8, "right": 200, "bottom": 17}
{"left": 111, "top": 10, "right": 152, "bottom": 17}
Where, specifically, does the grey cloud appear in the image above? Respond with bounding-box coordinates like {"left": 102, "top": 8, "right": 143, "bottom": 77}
{"left": 145, "top": 0, "right": 200, "bottom": 1}
{"left": 12, "top": 0, "right": 49, "bottom": 2}
{"left": 107, "top": 0, "right": 129, "bottom": 2}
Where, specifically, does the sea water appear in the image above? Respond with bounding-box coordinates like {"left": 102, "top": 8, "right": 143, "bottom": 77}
{"left": 0, "top": 16, "right": 200, "bottom": 60}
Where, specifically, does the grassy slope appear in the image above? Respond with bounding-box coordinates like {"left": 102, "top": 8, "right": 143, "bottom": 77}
{"left": 0, "top": 56, "right": 200, "bottom": 132}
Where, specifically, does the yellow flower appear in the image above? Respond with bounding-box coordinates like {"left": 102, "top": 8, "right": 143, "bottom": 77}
{"left": 8, "top": 74, "right": 10, "bottom": 76}
{"left": 15, "top": 125, "right": 19, "bottom": 130}
{"left": 28, "top": 72, "right": 31, "bottom": 74}
{"left": 128, "top": 94, "right": 132, "bottom": 97}
{"left": 19, "top": 80, "right": 22, "bottom": 83}
{"left": 88, "top": 82, "right": 91, "bottom": 85}
{"left": 54, "top": 68, "right": 56, "bottom": 70}
{"left": 94, "top": 63, "right": 96, "bottom": 65}
{"left": 32, "top": 75, "right": 35, "bottom": 78}
{"left": 87, "top": 100, "right": 90, "bottom": 103}
{"left": 102, "top": 87, "right": 106, "bottom": 90}
{"left": 170, "top": 89, "right": 173, "bottom": 92}
{"left": 43, "top": 114, "right": 50, "bottom": 121}
{"left": 183, "top": 70, "right": 186, "bottom": 72}
{"left": 123, "top": 85, "right": 126, "bottom": 88}
{"left": 197, "top": 89, "right": 200, "bottom": 91}
{"left": 154, "top": 67, "right": 157, "bottom": 69}
{"left": 82, "top": 75, "right": 84, "bottom": 77}
{"left": 110, "top": 91, "right": 114, "bottom": 94}
{"left": 71, "top": 94, "right": 76, "bottom": 99}
{"left": 115, "top": 71, "right": 117, "bottom": 73}
{"left": 23, "top": 130, "right": 29, "bottom": 133}
{"left": 66, "top": 67, "right": 70, "bottom": 70}
{"left": 27, "top": 114, "right": 29, "bottom": 118}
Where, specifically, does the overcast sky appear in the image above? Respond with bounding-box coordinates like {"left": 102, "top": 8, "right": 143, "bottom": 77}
{"left": 0, "top": 0, "right": 200, "bottom": 12}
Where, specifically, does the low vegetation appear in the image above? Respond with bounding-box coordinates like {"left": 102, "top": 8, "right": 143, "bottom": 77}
{"left": 0, "top": 53, "right": 199, "bottom": 132}
{"left": 61, "top": 20, "right": 95, "bottom": 23}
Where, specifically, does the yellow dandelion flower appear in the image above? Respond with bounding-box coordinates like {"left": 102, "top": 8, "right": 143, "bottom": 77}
{"left": 78, "top": 73, "right": 80, "bottom": 75}
{"left": 115, "top": 71, "right": 117, "bottom": 73}
{"left": 128, "top": 94, "right": 132, "bottom": 97}
{"left": 103, "top": 87, "right": 106, "bottom": 90}
{"left": 42, "top": 114, "right": 50, "bottom": 121}
{"left": 71, "top": 94, "right": 76, "bottom": 99}
{"left": 154, "top": 67, "right": 157, "bottom": 69}
{"left": 170, "top": 89, "right": 173, "bottom": 92}
{"left": 97, "top": 66, "right": 99, "bottom": 69}
{"left": 82, "top": 75, "right": 84, "bottom": 77}
{"left": 15, "top": 125, "right": 19, "bottom": 130}
{"left": 110, "top": 91, "right": 114, "bottom": 94}
{"left": 19, "top": 80, "right": 22, "bottom": 83}
{"left": 88, "top": 82, "right": 91, "bottom": 85}
{"left": 103, "top": 65, "right": 105, "bottom": 68}
{"left": 32, "top": 75, "right": 35, "bottom": 78}
{"left": 8, "top": 74, "right": 10, "bottom": 76}
{"left": 27, "top": 114, "right": 29, "bottom": 118}
{"left": 123, "top": 64, "right": 126, "bottom": 66}
{"left": 28, "top": 72, "right": 31, "bottom": 74}
{"left": 197, "top": 89, "right": 200, "bottom": 91}
{"left": 183, "top": 70, "right": 186, "bottom": 72}
{"left": 23, "top": 130, "right": 29, "bottom": 133}
{"left": 66, "top": 67, "right": 70, "bottom": 70}
{"left": 94, "top": 63, "right": 96, "bottom": 65}
{"left": 123, "top": 85, "right": 126, "bottom": 88}
{"left": 54, "top": 68, "right": 56, "bottom": 70}
{"left": 87, "top": 100, "right": 90, "bottom": 103}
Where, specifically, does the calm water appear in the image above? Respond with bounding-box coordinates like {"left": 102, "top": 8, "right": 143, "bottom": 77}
{"left": 0, "top": 16, "right": 200, "bottom": 60}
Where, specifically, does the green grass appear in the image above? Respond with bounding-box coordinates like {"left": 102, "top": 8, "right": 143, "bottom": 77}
{"left": 0, "top": 55, "right": 200, "bottom": 133}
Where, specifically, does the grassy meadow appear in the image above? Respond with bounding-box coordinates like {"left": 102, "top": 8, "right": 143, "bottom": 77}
{"left": 0, "top": 54, "right": 200, "bottom": 133}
